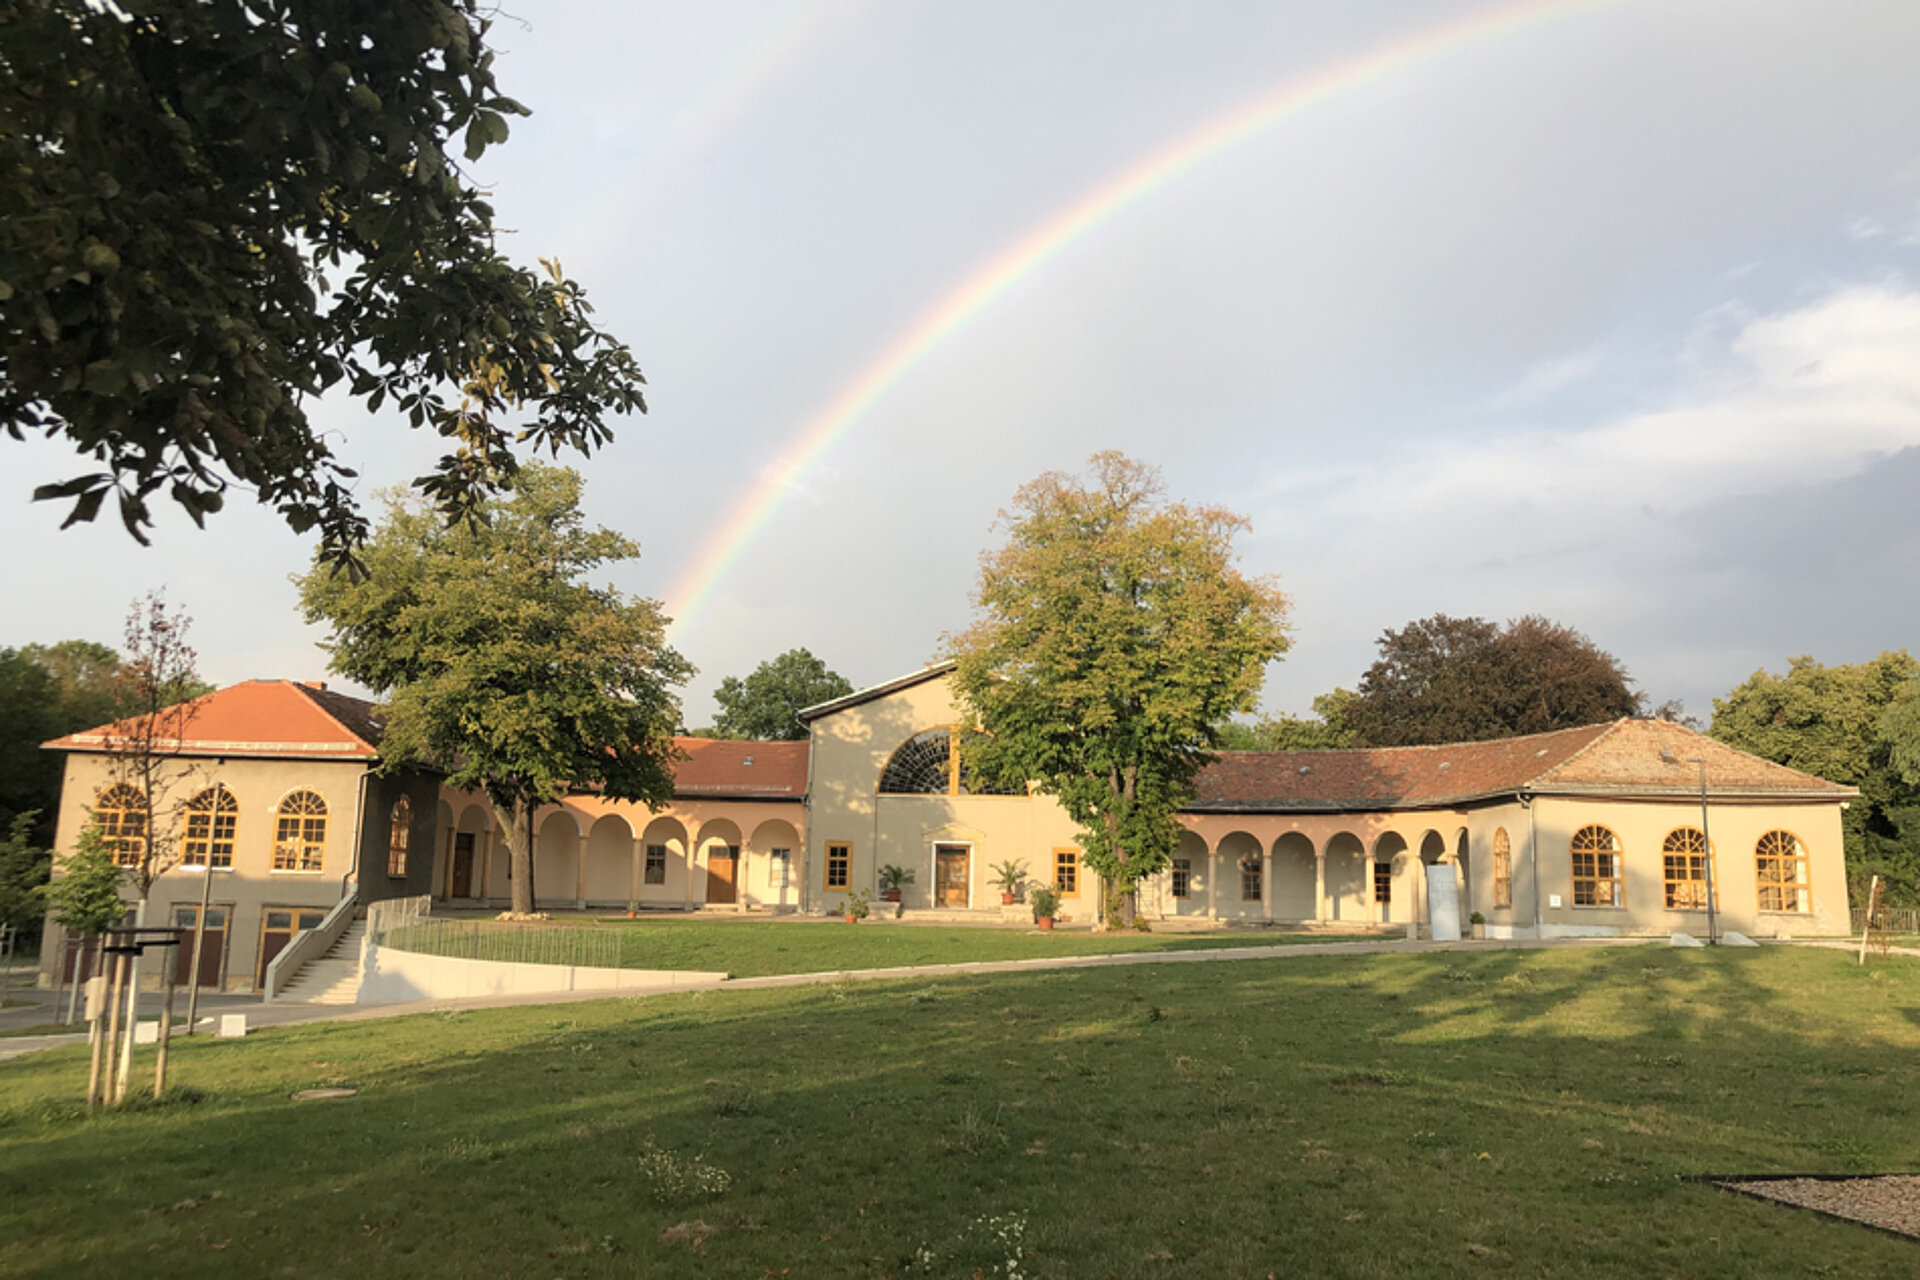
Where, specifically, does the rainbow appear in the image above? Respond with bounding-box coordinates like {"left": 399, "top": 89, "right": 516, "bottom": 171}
{"left": 663, "top": 0, "right": 1619, "bottom": 637}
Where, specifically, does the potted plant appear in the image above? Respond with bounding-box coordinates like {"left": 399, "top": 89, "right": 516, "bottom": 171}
{"left": 1029, "top": 884, "right": 1060, "bottom": 931}
{"left": 989, "top": 859, "right": 1028, "bottom": 906}
{"left": 1469, "top": 910, "right": 1486, "bottom": 940}
{"left": 878, "top": 864, "right": 915, "bottom": 904}
{"left": 844, "top": 888, "right": 871, "bottom": 923}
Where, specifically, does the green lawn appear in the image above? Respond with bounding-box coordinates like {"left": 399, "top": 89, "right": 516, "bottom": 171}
{"left": 410, "top": 915, "right": 1396, "bottom": 976}
{"left": 4, "top": 947, "right": 1920, "bottom": 1277}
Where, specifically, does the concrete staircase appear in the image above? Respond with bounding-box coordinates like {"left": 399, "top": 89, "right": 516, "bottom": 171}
{"left": 273, "top": 922, "right": 366, "bottom": 1005}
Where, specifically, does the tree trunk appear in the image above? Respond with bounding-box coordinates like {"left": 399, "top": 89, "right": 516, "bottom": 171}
{"left": 509, "top": 798, "right": 535, "bottom": 916}
{"left": 1106, "top": 883, "right": 1137, "bottom": 930}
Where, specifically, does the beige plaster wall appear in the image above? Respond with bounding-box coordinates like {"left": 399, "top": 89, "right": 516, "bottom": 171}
{"left": 41, "top": 752, "right": 370, "bottom": 991}
{"left": 1528, "top": 795, "right": 1850, "bottom": 938}
{"left": 437, "top": 788, "right": 807, "bottom": 912}
{"left": 805, "top": 677, "right": 1089, "bottom": 918}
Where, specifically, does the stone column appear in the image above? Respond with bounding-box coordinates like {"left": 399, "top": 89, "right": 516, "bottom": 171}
{"left": 1314, "top": 850, "right": 1327, "bottom": 923}
{"left": 1261, "top": 846, "right": 1274, "bottom": 922}
{"left": 1207, "top": 845, "right": 1218, "bottom": 921}
{"left": 628, "top": 838, "right": 641, "bottom": 913}
{"left": 683, "top": 838, "right": 698, "bottom": 911}
{"left": 574, "top": 827, "right": 588, "bottom": 910}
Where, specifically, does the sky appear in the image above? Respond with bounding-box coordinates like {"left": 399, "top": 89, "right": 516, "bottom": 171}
{"left": 7, "top": 0, "right": 1920, "bottom": 728}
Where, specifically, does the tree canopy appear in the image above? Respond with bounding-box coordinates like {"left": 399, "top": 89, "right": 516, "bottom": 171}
{"left": 2, "top": 0, "right": 645, "bottom": 567}
{"left": 707, "top": 648, "right": 852, "bottom": 741}
{"left": 1345, "top": 613, "right": 1642, "bottom": 747}
{"left": 1216, "top": 689, "right": 1356, "bottom": 752}
{"left": 1711, "top": 652, "right": 1920, "bottom": 902}
{"left": 949, "top": 453, "right": 1291, "bottom": 925}
{"left": 297, "top": 465, "right": 690, "bottom": 914}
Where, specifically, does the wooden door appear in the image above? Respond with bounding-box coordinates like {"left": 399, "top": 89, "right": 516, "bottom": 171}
{"left": 451, "top": 832, "right": 475, "bottom": 897}
{"left": 705, "top": 845, "right": 739, "bottom": 904}
{"left": 255, "top": 908, "right": 327, "bottom": 987}
{"left": 172, "top": 905, "right": 228, "bottom": 988}
{"left": 935, "top": 845, "right": 970, "bottom": 908}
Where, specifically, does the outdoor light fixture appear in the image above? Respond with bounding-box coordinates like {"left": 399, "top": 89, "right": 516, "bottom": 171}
{"left": 1687, "top": 757, "right": 1718, "bottom": 945}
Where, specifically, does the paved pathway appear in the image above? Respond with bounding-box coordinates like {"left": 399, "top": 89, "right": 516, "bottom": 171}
{"left": 0, "top": 934, "right": 1673, "bottom": 1062}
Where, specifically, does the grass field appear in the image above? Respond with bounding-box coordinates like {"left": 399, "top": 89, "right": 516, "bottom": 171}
{"left": 407, "top": 915, "right": 1394, "bottom": 976}
{"left": 4, "top": 945, "right": 1920, "bottom": 1277}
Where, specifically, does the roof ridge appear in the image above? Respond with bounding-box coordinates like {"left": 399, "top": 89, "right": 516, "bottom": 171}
{"left": 1524, "top": 717, "right": 1630, "bottom": 788}
{"left": 284, "top": 680, "right": 381, "bottom": 751}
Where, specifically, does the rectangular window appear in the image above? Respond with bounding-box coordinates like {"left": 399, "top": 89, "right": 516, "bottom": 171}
{"left": 1241, "top": 858, "right": 1262, "bottom": 902}
{"left": 182, "top": 808, "right": 236, "bottom": 869}
{"left": 644, "top": 844, "right": 667, "bottom": 885}
{"left": 1171, "top": 858, "right": 1191, "bottom": 899}
{"left": 1663, "top": 852, "right": 1712, "bottom": 910}
{"left": 773, "top": 848, "right": 791, "bottom": 892}
{"left": 1055, "top": 849, "right": 1080, "bottom": 897}
{"left": 1571, "top": 850, "right": 1624, "bottom": 907}
{"left": 1374, "top": 861, "right": 1392, "bottom": 904}
{"left": 825, "top": 842, "right": 851, "bottom": 891}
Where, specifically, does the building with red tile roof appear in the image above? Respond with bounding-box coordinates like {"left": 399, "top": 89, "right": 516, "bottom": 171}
{"left": 794, "top": 666, "right": 1855, "bottom": 941}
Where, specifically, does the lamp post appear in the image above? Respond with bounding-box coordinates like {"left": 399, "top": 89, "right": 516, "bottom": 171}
{"left": 183, "top": 781, "right": 225, "bottom": 1034}
{"left": 1689, "top": 758, "right": 1717, "bottom": 945}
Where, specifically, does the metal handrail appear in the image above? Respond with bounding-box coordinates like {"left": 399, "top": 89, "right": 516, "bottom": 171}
{"left": 262, "top": 880, "right": 359, "bottom": 1002}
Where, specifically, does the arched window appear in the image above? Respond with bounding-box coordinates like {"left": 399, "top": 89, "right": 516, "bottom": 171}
{"left": 1755, "top": 830, "right": 1810, "bottom": 913}
{"left": 181, "top": 787, "right": 238, "bottom": 869}
{"left": 1570, "top": 824, "right": 1623, "bottom": 908}
{"left": 272, "top": 790, "right": 328, "bottom": 872}
{"left": 387, "top": 796, "right": 412, "bottom": 878}
{"left": 1662, "top": 827, "right": 1712, "bottom": 910}
{"left": 878, "top": 727, "right": 1020, "bottom": 796}
{"left": 1492, "top": 827, "right": 1512, "bottom": 909}
{"left": 94, "top": 784, "right": 147, "bottom": 867}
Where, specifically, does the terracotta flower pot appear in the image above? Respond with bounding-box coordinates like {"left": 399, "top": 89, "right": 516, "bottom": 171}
{"left": 1036, "top": 916, "right": 1055, "bottom": 931}
{"left": 1001, "top": 892, "right": 1015, "bottom": 905}
{"left": 884, "top": 889, "right": 901, "bottom": 903}
{"left": 845, "top": 913, "right": 857, "bottom": 923}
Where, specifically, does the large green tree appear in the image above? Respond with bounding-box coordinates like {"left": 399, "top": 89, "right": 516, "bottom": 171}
{"left": 2, "top": 0, "right": 645, "bottom": 567}
{"left": 1217, "top": 689, "right": 1356, "bottom": 752}
{"left": 1711, "top": 652, "right": 1920, "bottom": 902}
{"left": 708, "top": 649, "right": 853, "bottom": 741}
{"left": 949, "top": 453, "right": 1291, "bottom": 926}
{"left": 1346, "top": 613, "right": 1643, "bottom": 747}
{"left": 297, "top": 465, "right": 691, "bottom": 914}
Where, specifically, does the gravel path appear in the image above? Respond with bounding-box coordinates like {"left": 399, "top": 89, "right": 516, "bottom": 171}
{"left": 1718, "top": 1176, "right": 1920, "bottom": 1240}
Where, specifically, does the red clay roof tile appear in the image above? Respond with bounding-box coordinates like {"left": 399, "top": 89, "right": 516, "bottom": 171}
{"left": 1189, "top": 719, "right": 1851, "bottom": 812}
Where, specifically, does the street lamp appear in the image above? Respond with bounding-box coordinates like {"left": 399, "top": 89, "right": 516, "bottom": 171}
{"left": 1688, "top": 757, "right": 1717, "bottom": 946}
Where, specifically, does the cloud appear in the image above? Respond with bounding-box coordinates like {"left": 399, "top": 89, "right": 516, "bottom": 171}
{"left": 1479, "top": 346, "right": 1606, "bottom": 412}
{"left": 1849, "top": 215, "right": 1886, "bottom": 241}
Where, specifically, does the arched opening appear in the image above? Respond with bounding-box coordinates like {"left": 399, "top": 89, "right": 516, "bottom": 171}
{"left": 535, "top": 810, "right": 582, "bottom": 909}
{"left": 1324, "top": 832, "right": 1366, "bottom": 921}
{"left": 1272, "top": 833, "right": 1316, "bottom": 920}
{"left": 694, "top": 818, "right": 744, "bottom": 906}
{"left": 1374, "top": 832, "right": 1412, "bottom": 924}
{"left": 584, "top": 814, "right": 635, "bottom": 906}
{"left": 1216, "top": 831, "right": 1264, "bottom": 919}
{"left": 749, "top": 818, "right": 803, "bottom": 910}
{"left": 451, "top": 803, "right": 493, "bottom": 901}
{"left": 639, "top": 816, "right": 690, "bottom": 905}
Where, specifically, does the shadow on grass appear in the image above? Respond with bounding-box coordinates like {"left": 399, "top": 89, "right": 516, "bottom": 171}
{"left": 3, "top": 947, "right": 1920, "bottom": 1278}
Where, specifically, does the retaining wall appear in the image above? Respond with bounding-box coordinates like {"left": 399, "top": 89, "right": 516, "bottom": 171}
{"left": 359, "top": 943, "right": 726, "bottom": 1004}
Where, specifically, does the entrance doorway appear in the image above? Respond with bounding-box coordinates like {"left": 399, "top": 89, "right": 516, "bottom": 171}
{"left": 451, "top": 832, "right": 476, "bottom": 898}
{"left": 172, "top": 905, "right": 229, "bottom": 988}
{"left": 256, "top": 908, "right": 327, "bottom": 987}
{"left": 705, "top": 845, "right": 740, "bottom": 904}
{"left": 934, "top": 844, "right": 971, "bottom": 908}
